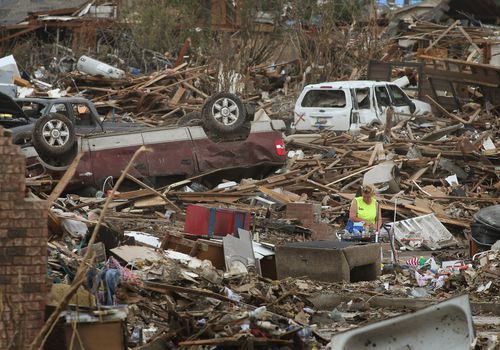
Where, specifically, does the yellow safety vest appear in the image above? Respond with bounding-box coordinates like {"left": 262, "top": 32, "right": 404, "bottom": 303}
{"left": 355, "top": 196, "right": 377, "bottom": 225}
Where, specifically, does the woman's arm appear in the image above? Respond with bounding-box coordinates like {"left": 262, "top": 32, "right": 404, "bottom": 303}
{"left": 376, "top": 202, "right": 382, "bottom": 231}
{"left": 349, "top": 199, "right": 364, "bottom": 222}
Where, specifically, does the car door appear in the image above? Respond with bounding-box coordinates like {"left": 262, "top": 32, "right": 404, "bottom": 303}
{"left": 373, "top": 85, "right": 392, "bottom": 125}
{"left": 88, "top": 132, "right": 149, "bottom": 188}
{"left": 351, "top": 87, "right": 379, "bottom": 125}
{"left": 387, "top": 84, "right": 413, "bottom": 115}
{"left": 143, "top": 127, "right": 197, "bottom": 178}
{"left": 294, "top": 87, "right": 351, "bottom": 131}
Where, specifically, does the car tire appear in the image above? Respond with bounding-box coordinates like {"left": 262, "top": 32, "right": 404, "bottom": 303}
{"left": 367, "top": 119, "right": 383, "bottom": 128}
{"left": 202, "top": 92, "right": 246, "bottom": 135}
{"left": 177, "top": 112, "right": 202, "bottom": 127}
{"left": 32, "top": 113, "right": 75, "bottom": 157}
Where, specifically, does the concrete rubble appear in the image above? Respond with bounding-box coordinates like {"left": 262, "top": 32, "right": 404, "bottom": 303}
{"left": 0, "top": 0, "right": 499, "bottom": 349}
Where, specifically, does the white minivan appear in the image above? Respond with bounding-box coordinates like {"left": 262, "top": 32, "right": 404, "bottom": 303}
{"left": 293, "top": 80, "right": 432, "bottom": 132}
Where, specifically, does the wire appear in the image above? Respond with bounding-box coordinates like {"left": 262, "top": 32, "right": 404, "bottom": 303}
{"left": 102, "top": 176, "right": 114, "bottom": 193}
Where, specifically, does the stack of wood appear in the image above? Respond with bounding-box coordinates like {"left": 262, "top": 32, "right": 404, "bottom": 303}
{"left": 401, "top": 21, "right": 495, "bottom": 60}
{"left": 59, "top": 63, "right": 215, "bottom": 126}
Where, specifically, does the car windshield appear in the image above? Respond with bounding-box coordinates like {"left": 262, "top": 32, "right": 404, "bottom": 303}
{"left": 16, "top": 101, "right": 48, "bottom": 119}
{"left": 301, "top": 90, "right": 346, "bottom": 108}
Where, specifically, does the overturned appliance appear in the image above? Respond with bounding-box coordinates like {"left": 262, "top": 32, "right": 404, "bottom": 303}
{"left": 363, "top": 160, "right": 401, "bottom": 193}
{"left": 327, "top": 294, "right": 475, "bottom": 350}
{"left": 471, "top": 205, "right": 500, "bottom": 249}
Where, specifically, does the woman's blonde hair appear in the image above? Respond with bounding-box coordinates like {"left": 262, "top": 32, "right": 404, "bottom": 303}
{"left": 361, "top": 185, "right": 374, "bottom": 195}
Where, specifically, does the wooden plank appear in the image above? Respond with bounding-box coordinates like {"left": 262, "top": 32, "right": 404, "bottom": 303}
{"left": 424, "top": 20, "right": 460, "bottom": 53}
{"left": 457, "top": 26, "right": 482, "bottom": 58}
{"left": 403, "top": 204, "right": 470, "bottom": 227}
{"left": 175, "top": 38, "right": 191, "bottom": 67}
{"left": 125, "top": 173, "right": 180, "bottom": 212}
{"left": 423, "top": 67, "right": 499, "bottom": 87}
{"left": 266, "top": 174, "right": 288, "bottom": 183}
{"left": 409, "top": 166, "right": 429, "bottom": 182}
{"left": 182, "top": 81, "right": 208, "bottom": 98}
{"left": 258, "top": 186, "right": 291, "bottom": 204}
{"left": 46, "top": 152, "right": 84, "bottom": 205}
{"left": 325, "top": 165, "right": 375, "bottom": 187}
{"left": 425, "top": 95, "right": 469, "bottom": 123}
{"left": 170, "top": 86, "right": 186, "bottom": 105}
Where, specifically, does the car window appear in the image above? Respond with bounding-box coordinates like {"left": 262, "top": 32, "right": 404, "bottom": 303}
{"left": 48, "top": 103, "right": 69, "bottom": 117}
{"left": 388, "top": 85, "right": 408, "bottom": 106}
{"left": 354, "top": 88, "right": 370, "bottom": 109}
{"left": 375, "top": 86, "right": 391, "bottom": 107}
{"left": 301, "top": 90, "right": 346, "bottom": 108}
{"left": 19, "top": 102, "right": 46, "bottom": 119}
{"left": 72, "top": 103, "right": 94, "bottom": 126}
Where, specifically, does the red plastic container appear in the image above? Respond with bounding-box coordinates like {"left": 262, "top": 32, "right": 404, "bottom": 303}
{"left": 184, "top": 204, "right": 251, "bottom": 237}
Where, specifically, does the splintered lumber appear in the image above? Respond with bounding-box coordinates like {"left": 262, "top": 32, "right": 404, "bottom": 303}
{"left": 325, "top": 165, "right": 375, "bottom": 187}
{"left": 170, "top": 86, "right": 186, "bottom": 105}
{"left": 402, "top": 204, "right": 470, "bottom": 228}
{"left": 46, "top": 152, "right": 84, "bottom": 205}
{"left": 125, "top": 173, "right": 181, "bottom": 212}
{"left": 258, "top": 186, "right": 292, "bottom": 203}
{"left": 409, "top": 166, "right": 430, "bottom": 182}
{"left": 426, "top": 95, "right": 468, "bottom": 124}
{"left": 424, "top": 20, "right": 460, "bottom": 53}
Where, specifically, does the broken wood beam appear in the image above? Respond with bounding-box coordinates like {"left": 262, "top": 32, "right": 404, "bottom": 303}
{"left": 124, "top": 173, "right": 181, "bottom": 212}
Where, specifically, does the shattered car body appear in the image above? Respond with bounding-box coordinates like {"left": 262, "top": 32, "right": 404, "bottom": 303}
{"left": 23, "top": 120, "right": 287, "bottom": 190}
{"left": 293, "top": 80, "right": 432, "bottom": 131}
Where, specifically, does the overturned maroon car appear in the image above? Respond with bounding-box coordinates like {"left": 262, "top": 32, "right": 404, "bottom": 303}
{"left": 20, "top": 92, "right": 287, "bottom": 192}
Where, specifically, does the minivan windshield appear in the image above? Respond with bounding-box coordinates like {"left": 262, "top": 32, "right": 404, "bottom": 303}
{"left": 301, "top": 90, "right": 346, "bottom": 108}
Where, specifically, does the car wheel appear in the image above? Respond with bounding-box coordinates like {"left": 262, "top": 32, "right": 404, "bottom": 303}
{"left": 367, "top": 119, "right": 383, "bottom": 128}
{"left": 202, "top": 92, "right": 246, "bottom": 134}
{"left": 32, "top": 113, "right": 75, "bottom": 157}
{"left": 177, "top": 112, "right": 202, "bottom": 126}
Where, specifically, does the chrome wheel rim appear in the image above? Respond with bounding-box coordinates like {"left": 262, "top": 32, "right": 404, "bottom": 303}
{"left": 42, "top": 119, "right": 70, "bottom": 147}
{"left": 211, "top": 97, "right": 239, "bottom": 126}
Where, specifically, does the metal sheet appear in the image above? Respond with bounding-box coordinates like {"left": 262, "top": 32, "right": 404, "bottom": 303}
{"left": 223, "top": 229, "right": 258, "bottom": 274}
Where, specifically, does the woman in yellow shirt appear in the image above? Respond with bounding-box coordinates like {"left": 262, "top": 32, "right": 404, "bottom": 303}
{"left": 349, "top": 185, "right": 382, "bottom": 232}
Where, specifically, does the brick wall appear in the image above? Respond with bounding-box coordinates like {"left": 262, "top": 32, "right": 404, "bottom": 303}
{"left": 0, "top": 127, "right": 47, "bottom": 348}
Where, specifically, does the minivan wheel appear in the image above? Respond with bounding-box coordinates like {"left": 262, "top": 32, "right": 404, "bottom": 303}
{"left": 202, "top": 92, "right": 246, "bottom": 134}
{"left": 32, "top": 113, "right": 76, "bottom": 157}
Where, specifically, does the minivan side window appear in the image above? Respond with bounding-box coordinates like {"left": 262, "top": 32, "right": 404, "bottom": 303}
{"left": 354, "top": 88, "right": 370, "bottom": 109}
{"left": 375, "top": 86, "right": 391, "bottom": 107}
{"left": 388, "top": 85, "right": 409, "bottom": 106}
{"left": 72, "top": 103, "right": 94, "bottom": 126}
{"left": 301, "top": 90, "right": 346, "bottom": 108}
